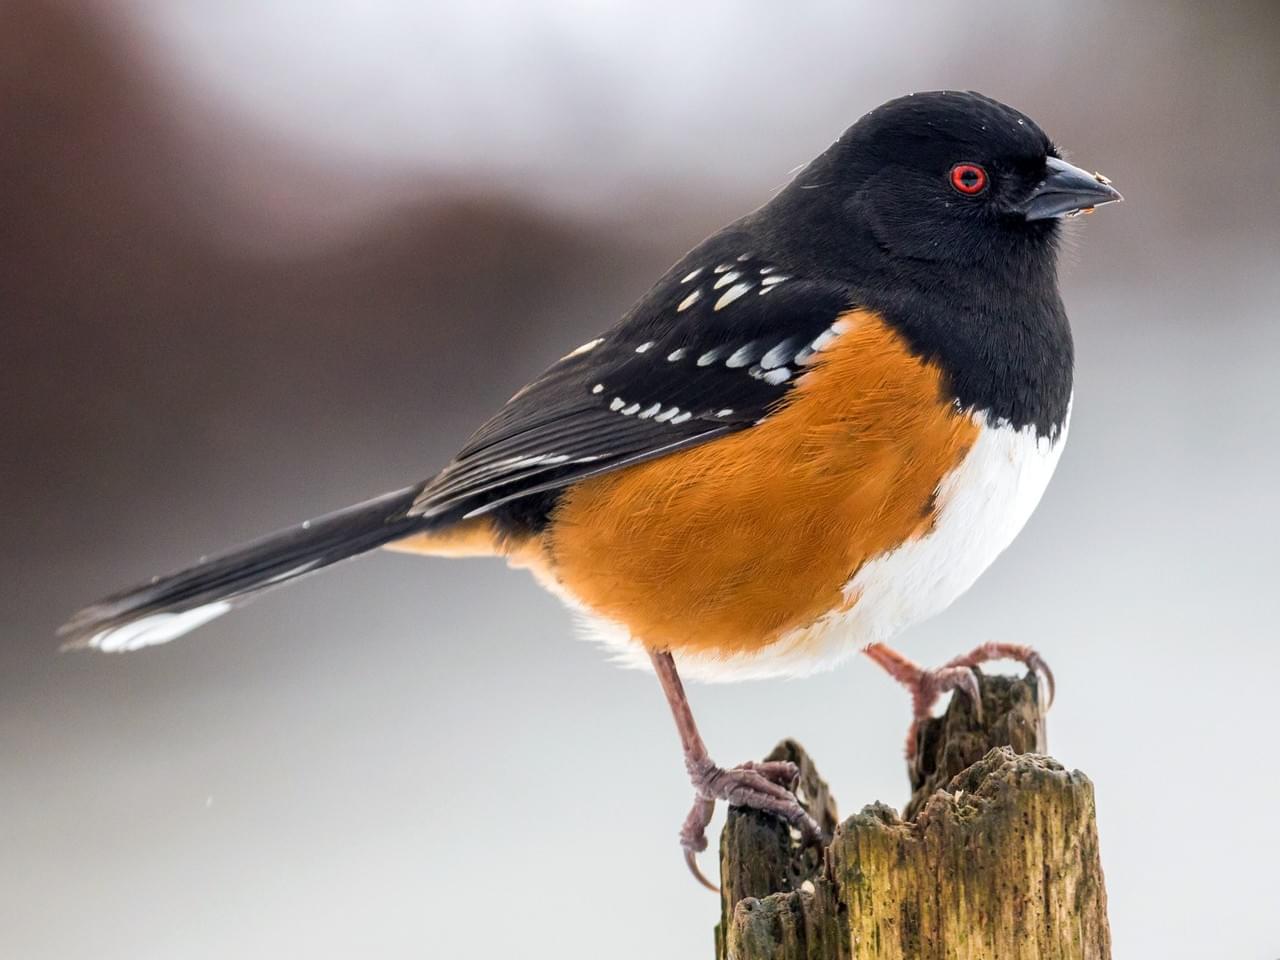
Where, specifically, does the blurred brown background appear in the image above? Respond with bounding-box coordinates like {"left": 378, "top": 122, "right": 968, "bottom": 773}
{"left": 2, "top": 1, "right": 1278, "bottom": 957}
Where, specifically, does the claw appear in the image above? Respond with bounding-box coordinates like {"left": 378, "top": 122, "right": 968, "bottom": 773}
{"left": 684, "top": 848, "right": 719, "bottom": 893}
{"left": 945, "top": 642, "right": 1056, "bottom": 712}
{"left": 1027, "top": 652, "right": 1056, "bottom": 708}
{"left": 866, "top": 641, "right": 1056, "bottom": 759}
{"left": 679, "top": 794, "right": 717, "bottom": 893}
{"left": 952, "top": 670, "right": 977, "bottom": 727}
{"left": 938, "top": 665, "right": 982, "bottom": 723}
{"left": 747, "top": 759, "right": 802, "bottom": 790}
{"left": 676, "top": 763, "right": 821, "bottom": 892}
{"left": 648, "top": 650, "right": 819, "bottom": 891}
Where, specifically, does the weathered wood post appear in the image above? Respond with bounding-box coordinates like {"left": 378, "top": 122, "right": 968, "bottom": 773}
{"left": 715, "top": 672, "right": 1111, "bottom": 960}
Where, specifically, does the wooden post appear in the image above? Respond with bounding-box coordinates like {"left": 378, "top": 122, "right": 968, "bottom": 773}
{"left": 715, "top": 672, "right": 1111, "bottom": 960}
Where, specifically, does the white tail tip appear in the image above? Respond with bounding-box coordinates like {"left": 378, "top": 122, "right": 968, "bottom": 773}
{"left": 77, "top": 601, "right": 233, "bottom": 653}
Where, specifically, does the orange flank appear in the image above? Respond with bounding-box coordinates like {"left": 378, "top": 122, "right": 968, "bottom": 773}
{"left": 387, "top": 310, "right": 979, "bottom": 660}
{"left": 548, "top": 310, "right": 978, "bottom": 656}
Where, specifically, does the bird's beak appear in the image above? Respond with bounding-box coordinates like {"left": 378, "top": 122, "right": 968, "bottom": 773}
{"left": 1018, "top": 156, "right": 1123, "bottom": 221}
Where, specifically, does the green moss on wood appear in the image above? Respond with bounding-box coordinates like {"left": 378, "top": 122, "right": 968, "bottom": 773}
{"left": 717, "top": 673, "right": 1111, "bottom": 960}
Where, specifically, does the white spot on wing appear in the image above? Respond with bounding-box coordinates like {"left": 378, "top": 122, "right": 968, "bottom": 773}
{"left": 760, "top": 340, "right": 794, "bottom": 369}
{"left": 621, "top": 403, "right": 641, "bottom": 415}
{"left": 762, "top": 367, "right": 791, "bottom": 385}
{"left": 635, "top": 341, "right": 655, "bottom": 353}
{"left": 654, "top": 407, "right": 679, "bottom": 422}
{"left": 716, "top": 408, "right": 734, "bottom": 417}
{"left": 713, "top": 271, "right": 741, "bottom": 289}
{"left": 563, "top": 337, "right": 602, "bottom": 359}
{"left": 809, "top": 324, "right": 847, "bottom": 353}
{"left": 761, "top": 274, "right": 789, "bottom": 286}
{"left": 697, "top": 348, "right": 724, "bottom": 366}
{"left": 592, "top": 384, "right": 604, "bottom": 394}
{"left": 677, "top": 290, "right": 701, "bottom": 312}
{"left": 713, "top": 263, "right": 733, "bottom": 273}
{"left": 610, "top": 398, "right": 625, "bottom": 411}
{"left": 667, "top": 348, "right": 687, "bottom": 362}
{"left": 638, "top": 403, "right": 662, "bottom": 419}
{"left": 681, "top": 268, "right": 703, "bottom": 283}
{"left": 725, "top": 343, "right": 759, "bottom": 368}
{"left": 714, "top": 283, "right": 752, "bottom": 310}
{"left": 670, "top": 411, "right": 692, "bottom": 424}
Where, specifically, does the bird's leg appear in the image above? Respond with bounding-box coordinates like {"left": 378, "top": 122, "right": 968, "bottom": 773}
{"left": 649, "top": 649, "right": 823, "bottom": 892}
{"left": 863, "top": 641, "right": 1055, "bottom": 758}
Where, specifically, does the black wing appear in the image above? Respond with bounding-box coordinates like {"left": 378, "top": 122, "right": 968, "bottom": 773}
{"left": 411, "top": 253, "right": 852, "bottom": 525}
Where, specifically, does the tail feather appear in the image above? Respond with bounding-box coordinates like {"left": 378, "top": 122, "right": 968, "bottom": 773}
{"left": 59, "top": 485, "right": 428, "bottom": 652}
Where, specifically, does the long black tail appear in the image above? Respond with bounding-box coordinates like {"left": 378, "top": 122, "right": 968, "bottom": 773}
{"left": 59, "top": 485, "right": 429, "bottom": 652}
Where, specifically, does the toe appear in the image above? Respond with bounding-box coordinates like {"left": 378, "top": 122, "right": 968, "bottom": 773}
{"left": 943, "top": 665, "right": 983, "bottom": 723}
{"left": 715, "top": 767, "right": 799, "bottom": 808}
{"left": 1026, "top": 651, "right": 1056, "bottom": 708}
{"left": 917, "top": 664, "right": 982, "bottom": 724}
{"left": 679, "top": 795, "right": 715, "bottom": 852}
{"left": 745, "top": 759, "right": 801, "bottom": 788}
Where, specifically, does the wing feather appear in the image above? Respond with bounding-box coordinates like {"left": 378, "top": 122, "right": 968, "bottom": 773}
{"left": 412, "top": 263, "right": 852, "bottom": 524}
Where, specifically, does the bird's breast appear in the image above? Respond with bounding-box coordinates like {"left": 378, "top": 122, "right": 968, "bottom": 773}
{"left": 748, "top": 406, "right": 1070, "bottom": 681}
{"left": 532, "top": 308, "right": 1068, "bottom": 679}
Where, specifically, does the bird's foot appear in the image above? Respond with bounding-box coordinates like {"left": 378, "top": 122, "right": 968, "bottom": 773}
{"left": 864, "top": 641, "right": 1055, "bottom": 758}
{"left": 679, "top": 757, "right": 823, "bottom": 891}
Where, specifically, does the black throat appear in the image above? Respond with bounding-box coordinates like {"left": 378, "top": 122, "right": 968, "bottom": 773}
{"left": 856, "top": 256, "right": 1074, "bottom": 439}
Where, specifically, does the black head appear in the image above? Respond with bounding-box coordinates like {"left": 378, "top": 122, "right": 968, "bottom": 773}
{"left": 737, "top": 91, "right": 1121, "bottom": 437}
{"left": 769, "top": 91, "right": 1120, "bottom": 272}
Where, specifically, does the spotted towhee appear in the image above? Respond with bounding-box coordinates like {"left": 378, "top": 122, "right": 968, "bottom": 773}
{"left": 61, "top": 91, "right": 1121, "bottom": 888}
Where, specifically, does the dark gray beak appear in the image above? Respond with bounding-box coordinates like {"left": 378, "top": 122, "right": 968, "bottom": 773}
{"left": 1018, "top": 156, "right": 1123, "bottom": 221}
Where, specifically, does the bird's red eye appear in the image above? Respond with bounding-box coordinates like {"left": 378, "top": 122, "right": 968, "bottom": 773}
{"left": 949, "top": 163, "right": 988, "bottom": 196}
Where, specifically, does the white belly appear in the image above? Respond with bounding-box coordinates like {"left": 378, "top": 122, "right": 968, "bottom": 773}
{"left": 572, "top": 404, "right": 1071, "bottom": 682}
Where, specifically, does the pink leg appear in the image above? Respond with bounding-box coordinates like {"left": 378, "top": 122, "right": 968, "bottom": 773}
{"left": 864, "top": 642, "right": 1055, "bottom": 758}
{"left": 650, "top": 650, "right": 823, "bottom": 892}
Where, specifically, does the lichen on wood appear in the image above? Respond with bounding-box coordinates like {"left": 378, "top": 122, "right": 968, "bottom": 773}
{"left": 905, "top": 668, "right": 1047, "bottom": 819}
{"left": 716, "top": 672, "right": 1111, "bottom": 960}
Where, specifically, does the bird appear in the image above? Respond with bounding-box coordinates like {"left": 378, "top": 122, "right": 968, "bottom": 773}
{"left": 59, "top": 90, "right": 1121, "bottom": 890}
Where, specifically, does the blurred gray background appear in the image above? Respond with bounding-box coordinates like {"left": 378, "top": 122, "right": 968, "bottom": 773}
{"left": 2, "top": 1, "right": 1278, "bottom": 957}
